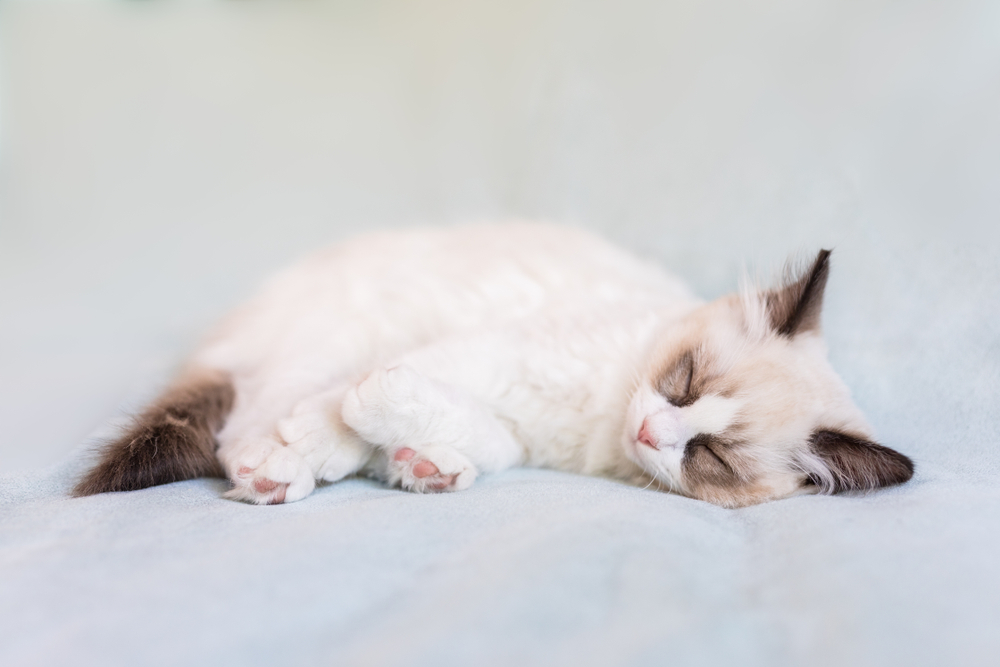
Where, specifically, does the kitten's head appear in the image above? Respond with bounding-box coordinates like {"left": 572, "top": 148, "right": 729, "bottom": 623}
{"left": 623, "top": 250, "right": 913, "bottom": 507}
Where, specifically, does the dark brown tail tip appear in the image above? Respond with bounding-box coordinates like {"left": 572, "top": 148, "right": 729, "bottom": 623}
{"left": 72, "top": 372, "right": 234, "bottom": 497}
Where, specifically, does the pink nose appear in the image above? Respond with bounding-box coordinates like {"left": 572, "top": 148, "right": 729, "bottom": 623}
{"left": 637, "top": 419, "right": 658, "bottom": 449}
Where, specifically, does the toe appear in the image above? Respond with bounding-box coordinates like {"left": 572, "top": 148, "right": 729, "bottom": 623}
{"left": 269, "top": 486, "right": 287, "bottom": 504}
{"left": 413, "top": 460, "right": 440, "bottom": 478}
{"left": 429, "top": 474, "right": 457, "bottom": 490}
{"left": 394, "top": 447, "right": 416, "bottom": 462}
{"left": 254, "top": 478, "right": 279, "bottom": 493}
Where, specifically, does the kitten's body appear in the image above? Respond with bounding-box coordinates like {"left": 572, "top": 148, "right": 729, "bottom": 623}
{"left": 76, "top": 224, "right": 913, "bottom": 507}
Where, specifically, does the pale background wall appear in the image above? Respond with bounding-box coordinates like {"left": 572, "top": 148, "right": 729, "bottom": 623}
{"left": 2, "top": 0, "right": 997, "bottom": 475}
{"left": 2, "top": 3, "right": 1000, "bottom": 666}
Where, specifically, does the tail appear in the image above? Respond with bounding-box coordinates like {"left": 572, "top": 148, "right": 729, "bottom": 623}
{"left": 73, "top": 370, "right": 235, "bottom": 496}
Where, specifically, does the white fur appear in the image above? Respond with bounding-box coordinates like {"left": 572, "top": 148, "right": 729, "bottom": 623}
{"left": 187, "top": 223, "right": 872, "bottom": 506}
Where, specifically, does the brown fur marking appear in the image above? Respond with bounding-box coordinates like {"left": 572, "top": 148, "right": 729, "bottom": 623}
{"left": 657, "top": 350, "right": 701, "bottom": 407}
{"left": 809, "top": 429, "right": 914, "bottom": 492}
{"left": 73, "top": 371, "right": 234, "bottom": 496}
{"left": 681, "top": 434, "right": 742, "bottom": 487}
{"left": 767, "top": 249, "right": 831, "bottom": 337}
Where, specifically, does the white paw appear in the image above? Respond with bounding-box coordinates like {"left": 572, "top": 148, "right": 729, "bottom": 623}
{"left": 225, "top": 445, "right": 315, "bottom": 505}
{"left": 314, "top": 439, "right": 371, "bottom": 482}
{"left": 388, "top": 446, "right": 477, "bottom": 493}
{"left": 277, "top": 408, "right": 330, "bottom": 446}
{"left": 278, "top": 395, "right": 372, "bottom": 483}
{"left": 342, "top": 365, "right": 441, "bottom": 447}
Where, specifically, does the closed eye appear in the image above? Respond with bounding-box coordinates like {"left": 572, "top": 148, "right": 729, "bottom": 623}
{"left": 682, "top": 361, "right": 693, "bottom": 398}
{"left": 687, "top": 434, "right": 736, "bottom": 476}
{"left": 702, "top": 442, "right": 732, "bottom": 473}
{"left": 666, "top": 354, "right": 697, "bottom": 407}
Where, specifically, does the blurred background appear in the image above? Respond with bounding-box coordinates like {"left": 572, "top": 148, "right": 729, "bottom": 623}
{"left": 3, "top": 4, "right": 1000, "bottom": 666}
{"left": 1, "top": 0, "right": 997, "bottom": 474}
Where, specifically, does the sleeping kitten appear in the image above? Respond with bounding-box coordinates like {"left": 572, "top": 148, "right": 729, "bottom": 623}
{"left": 74, "top": 224, "right": 913, "bottom": 508}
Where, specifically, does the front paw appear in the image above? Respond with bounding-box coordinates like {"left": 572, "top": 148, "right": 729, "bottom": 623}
{"left": 389, "top": 446, "right": 477, "bottom": 493}
{"left": 341, "top": 365, "right": 429, "bottom": 446}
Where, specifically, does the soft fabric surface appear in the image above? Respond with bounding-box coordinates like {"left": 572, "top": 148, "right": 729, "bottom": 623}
{"left": 1, "top": 1, "right": 998, "bottom": 665}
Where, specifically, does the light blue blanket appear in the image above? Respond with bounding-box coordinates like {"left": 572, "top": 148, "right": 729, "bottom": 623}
{"left": 1, "top": 1, "right": 998, "bottom": 665}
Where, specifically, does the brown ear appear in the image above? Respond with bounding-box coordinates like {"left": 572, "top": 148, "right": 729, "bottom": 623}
{"left": 809, "top": 430, "right": 914, "bottom": 493}
{"left": 766, "top": 249, "right": 831, "bottom": 336}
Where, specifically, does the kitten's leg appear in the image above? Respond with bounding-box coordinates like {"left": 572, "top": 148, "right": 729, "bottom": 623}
{"left": 222, "top": 382, "right": 375, "bottom": 505}
{"left": 276, "top": 384, "right": 373, "bottom": 483}
{"left": 341, "top": 365, "right": 523, "bottom": 493}
{"left": 217, "top": 377, "right": 322, "bottom": 505}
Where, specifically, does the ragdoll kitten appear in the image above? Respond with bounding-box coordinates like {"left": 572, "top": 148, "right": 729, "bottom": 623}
{"left": 74, "top": 224, "right": 913, "bottom": 507}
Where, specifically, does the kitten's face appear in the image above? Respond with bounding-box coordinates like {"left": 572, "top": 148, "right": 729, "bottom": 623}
{"left": 621, "top": 251, "right": 913, "bottom": 507}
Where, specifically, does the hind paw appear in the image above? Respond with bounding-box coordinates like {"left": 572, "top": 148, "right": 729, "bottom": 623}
{"left": 226, "top": 445, "right": 315, "bottom": 505}
{"left": 277, "top": 394, "right": 371, "bottom": 483}
{"left": 389, "top": 446, "right": 476, "bottom": 493}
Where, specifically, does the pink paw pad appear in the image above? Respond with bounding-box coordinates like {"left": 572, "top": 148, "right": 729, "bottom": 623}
{"left": 428, "top": 475, "right": 458, "bottom": 490}
{"left": 269, "top": 486, "right": 287, "bottom": 504}
{"left": 392, "top": 447, "right": 459, "bottom": 492}
{"left": 253, "top": 478, "right": 279, "bottom": 493}
{"left": 254, "top": 478, "right": 288, "bottom": 504}
{"left": 237, "top": 466, "right": 288, "bottom": 504}
{"left": 413, "top": 460, "right": 439, "bottom": 478}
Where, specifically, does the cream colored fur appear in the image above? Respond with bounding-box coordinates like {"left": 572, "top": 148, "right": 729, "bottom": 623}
{"left": 186, "top": 224, "right": 880, "bottom": 507}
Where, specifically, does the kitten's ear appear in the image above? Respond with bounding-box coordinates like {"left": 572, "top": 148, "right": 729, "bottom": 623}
{"left": 766, "top": 249, "right": 831, "bottom": 336}
{"left": 808, "top": 429, "right": 914, "bottom": 493}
